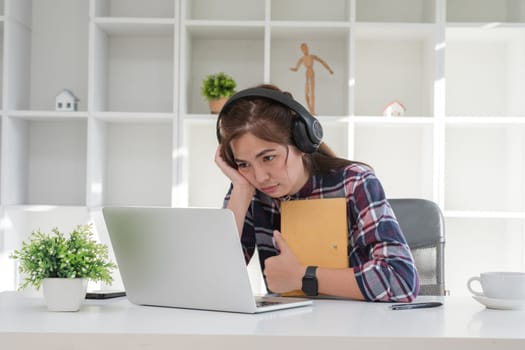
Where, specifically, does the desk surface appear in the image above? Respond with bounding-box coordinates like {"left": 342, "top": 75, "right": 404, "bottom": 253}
{"left": 1, "top": 292, "right": 524, "bottom": 349}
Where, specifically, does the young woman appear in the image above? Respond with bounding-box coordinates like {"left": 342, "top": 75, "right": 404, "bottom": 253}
{"left": 215, "top": 85, "right": 419, "bottom": 302}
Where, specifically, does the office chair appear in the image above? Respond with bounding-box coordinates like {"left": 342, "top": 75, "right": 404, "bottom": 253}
{"left": 389, "top": 198, "right": 446, "bottom": 296}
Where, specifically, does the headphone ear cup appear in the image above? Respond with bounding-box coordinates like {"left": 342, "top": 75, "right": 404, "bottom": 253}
{"left": 216, "top": 115, "right": 223, "bottom": 143}
{"left": 292, "top": 119, "right": 317, "bottom": 154}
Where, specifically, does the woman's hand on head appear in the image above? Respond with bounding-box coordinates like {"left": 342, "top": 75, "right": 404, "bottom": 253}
{"left": 215, "top": 145, "right": 255, "bottom": 236}
{"left": 215, "top": 145, "right": 252, "bottom": 188}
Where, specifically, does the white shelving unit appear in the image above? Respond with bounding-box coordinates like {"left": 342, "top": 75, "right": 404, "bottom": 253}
{"left": 1, "top": 0, "right": 524, "bottom": 296}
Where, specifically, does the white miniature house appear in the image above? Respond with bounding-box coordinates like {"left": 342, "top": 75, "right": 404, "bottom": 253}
{"left": 55, "top": 89, "right": 79, "bottom": 111}
{"left": 383, "top": 100, "right": 406, "bottom": 117}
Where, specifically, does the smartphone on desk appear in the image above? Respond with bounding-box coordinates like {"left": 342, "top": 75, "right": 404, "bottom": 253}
{"left": 85, "top": 290, "right": 126, "bottom": 299}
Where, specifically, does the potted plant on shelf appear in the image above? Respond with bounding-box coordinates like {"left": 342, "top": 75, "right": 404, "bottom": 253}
{"left": 201, "top": 72, "right": 237, "bottom": 114}
{"left": 10, "top": 224, "right": 117, "bottom": 312}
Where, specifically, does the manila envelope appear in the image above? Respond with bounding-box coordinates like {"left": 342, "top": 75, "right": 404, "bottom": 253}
{"left": 280, "top": 197, "right": 348, "bottom": 297}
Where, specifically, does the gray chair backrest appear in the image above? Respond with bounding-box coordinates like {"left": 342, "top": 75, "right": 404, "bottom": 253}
{"left": 389, "top": 198, "right": 446, "bottom": 296}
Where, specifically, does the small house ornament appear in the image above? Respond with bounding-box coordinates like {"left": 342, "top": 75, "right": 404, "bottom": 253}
{"left": 55, "top": 89, "right": 79, "bottom": 111}
{"left": 383, "top": 100, "right": 406, "bottom": 117}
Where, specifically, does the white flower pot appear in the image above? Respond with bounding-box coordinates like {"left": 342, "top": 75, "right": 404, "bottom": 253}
{"left": 42, "top": 278, "right": 88, "bottom": 312}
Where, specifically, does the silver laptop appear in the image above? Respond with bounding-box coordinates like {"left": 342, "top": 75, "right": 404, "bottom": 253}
{"left": 102, "top": 206, "right": 312, "bottom": 314}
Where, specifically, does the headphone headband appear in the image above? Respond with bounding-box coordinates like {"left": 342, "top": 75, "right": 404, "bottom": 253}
{"left": 217, "top": 87, "right": 323, "bottom": 153}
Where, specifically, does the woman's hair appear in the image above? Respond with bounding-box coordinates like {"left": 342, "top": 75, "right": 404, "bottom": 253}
{"left": 218, "top": 84, "right": 367, "bottom": 175}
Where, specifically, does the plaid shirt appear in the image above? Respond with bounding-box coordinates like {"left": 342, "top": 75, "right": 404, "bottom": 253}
{"left": 223, "top": 164, "right": 419, "bottom": 302}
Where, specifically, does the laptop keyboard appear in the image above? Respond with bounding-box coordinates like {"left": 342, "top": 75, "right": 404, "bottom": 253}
{"left": 256, "top": 300, "right": 281, "bottom": 307}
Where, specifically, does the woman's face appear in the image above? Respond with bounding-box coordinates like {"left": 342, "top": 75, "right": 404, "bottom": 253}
{"left": 230, "top": 132, "right": 308, "bottom": 198}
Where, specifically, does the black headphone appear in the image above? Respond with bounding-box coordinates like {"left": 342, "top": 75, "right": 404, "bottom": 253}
{"left": 216, "top": 87, "right": 323, "bottom": 154}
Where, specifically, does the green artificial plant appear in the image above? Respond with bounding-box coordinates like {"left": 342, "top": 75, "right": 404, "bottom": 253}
{"left": 10, "top": 224, "right": 117, "bottom": 289}
{"left": 201, "top": 72, "right": 237, "bottom": 100}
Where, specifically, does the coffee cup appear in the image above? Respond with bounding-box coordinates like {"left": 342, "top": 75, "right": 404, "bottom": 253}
{"left": 467, "top": 272, "right": 525, "bottom": 300}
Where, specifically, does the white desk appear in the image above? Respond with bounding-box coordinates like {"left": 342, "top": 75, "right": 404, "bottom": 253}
{"left": 1, "top": 292, "right": 524, "bottom": 350}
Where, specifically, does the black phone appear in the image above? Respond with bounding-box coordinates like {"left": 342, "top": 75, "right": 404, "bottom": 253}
{"left": 85, "top": 290, "right": 126, "bottom": 299}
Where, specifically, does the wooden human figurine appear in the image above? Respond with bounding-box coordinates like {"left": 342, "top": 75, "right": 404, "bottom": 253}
{"left": 290, "top": 43, "right": 334, "bottom": 115}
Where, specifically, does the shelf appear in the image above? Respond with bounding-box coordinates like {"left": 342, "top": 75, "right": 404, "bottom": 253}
{"left": 354, "top": 22, "right": 436, "bottom": 39}
{"left": 184, "top": 0, "right": 265, "bottom": 21}
{"left": 356, "top": 0, "right": 436, "bottom": 23}
{"left": 2, "top": 117, "right": 88, "bottom": 206}
{"left": 351, "top": 116, "right": 435, "bottom": 124}
{"left": 92, "top": 112, "right": 174, "bottom": 123}
{"left": 182, "top": 113, "right": 218, "bottom": 121}
{"left": 270, "top": 21, "right": 351, "bottom": 37}
{"left": 445, "top": 124, "right": 525, "bottom": 212}
{"left": 6, "top": 0, "right": 89, "bottom": 111}
{"left": 270, "top": 26, "right": 349, "bottom": 116}
{"left": 318, "top": 118, "right": 350, "bottom": 159}
{"left": 93, "top": 18, "right": 176, "bottom": 35}
{"left": 183, "top": 25, "right": 264, "bottom": 115}
{"left": 0, "top": 22, "right": 3, "bottom": 108}
{"left": 447, "top": 0, "right": 525, "bottom": 23}
{"left": 0, "top": 121, "right": 2, "bottom": 204}
{"left": 271, "top": 0, "right": 350, "bottom": 22}
{"left": 446, "top": 27, "right": 525, "bottom": 117}
{"left": 445, "top": 217, "right": 525, "bottom": 296}
{"left": 6, "top": 0, "right": 29, "bottom": 26}
{"left": 354, "top": 33, "right": 435, "bottom": 117}
{"left": 184, "top": 21, "right": 265, "bottom": 39}
{"left": 183, "top": 119, "right": 228, "bottom": 207}
{"left": 445, "top": 117, "right": 525, "bottom": 124}
{"left": 92, "top": 23, "right": 175, "bottom": 113}
{"left": 94, "top": 0, "right": 175, "bottom": 18}
{"left": 353, "top": 123, "right": 434, "bottom": 200}
{"left": 3, "top": 204, "right": 89, "bottom": 212}
{"left": 7, "top": 110, "right": 89, "bottom": 120}
{"left": 447, "top": 22, "right": 525, "bottom": 31}
{"left": 100, "top": 121, "right": 173, "bottom": 207}
{"left": 445, "top": 210, "right": 525, "bottom": 219}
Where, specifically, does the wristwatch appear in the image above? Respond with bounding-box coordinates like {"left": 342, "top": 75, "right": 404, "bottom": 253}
{"left": 301, "top": 266, "right": 318, "bottom": 296}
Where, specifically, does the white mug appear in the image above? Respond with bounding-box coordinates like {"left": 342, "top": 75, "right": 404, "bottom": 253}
{"left": 467, "top": 272, "right": 525, "bottom": 300}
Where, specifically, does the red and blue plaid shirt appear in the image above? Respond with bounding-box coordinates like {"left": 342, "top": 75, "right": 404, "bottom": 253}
{"left": 223, "top": 164, "right": 419, "bottom": 302}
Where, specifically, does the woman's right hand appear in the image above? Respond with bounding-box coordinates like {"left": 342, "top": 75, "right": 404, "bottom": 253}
{"left": 214, "top": 145, "right": 252, "bottom": 188}
{"left": 215, "top": 145, "right": 256, "bottom": 236}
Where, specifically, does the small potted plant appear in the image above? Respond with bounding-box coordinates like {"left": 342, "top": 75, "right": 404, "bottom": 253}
{"left": 10, "top": 224, "right": 117, "bottom": 312}
{"left": 201, "top": 72, "right": 237, "bottom": 114}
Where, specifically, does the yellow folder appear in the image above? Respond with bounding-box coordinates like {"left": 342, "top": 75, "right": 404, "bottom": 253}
{"left": 280, "top": 197, "right": 349, "bottom": 296}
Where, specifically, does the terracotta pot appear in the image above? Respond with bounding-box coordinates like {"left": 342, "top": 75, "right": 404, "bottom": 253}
{"left": 208, "top": 97, "right": 229, "bottom": 114}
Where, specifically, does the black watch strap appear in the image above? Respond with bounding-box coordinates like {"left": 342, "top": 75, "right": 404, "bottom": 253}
{"left": 302, "top": 266, "right": 319, "bottom": 296}
{"left": 305, "top": 266, "right": 318, "bottom": 278}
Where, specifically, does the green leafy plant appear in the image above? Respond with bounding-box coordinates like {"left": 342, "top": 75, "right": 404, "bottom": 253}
{"left": 10, "top": 224, "right": 117, "bottom": 290}
{"left": 201, "top": 72, "right": 237, "bottom": 99}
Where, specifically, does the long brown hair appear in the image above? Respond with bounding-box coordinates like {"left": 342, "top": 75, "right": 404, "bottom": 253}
{"left": 218, "top": 84, "right": 367, "bottom": 175}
